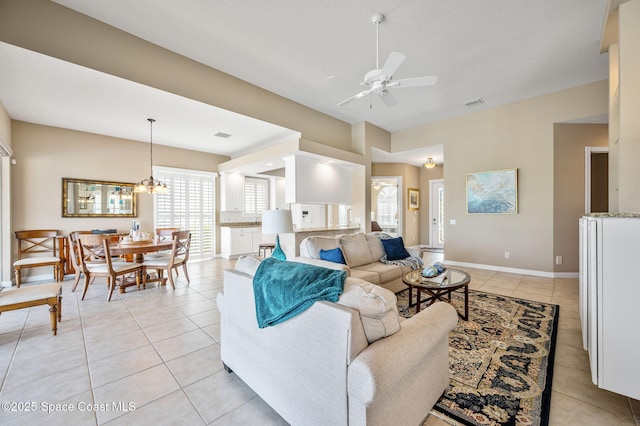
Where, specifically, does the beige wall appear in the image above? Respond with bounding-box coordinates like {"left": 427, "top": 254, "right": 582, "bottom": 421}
{"left": 393, "top": 81, "right": 608, "bottom": 273}
{"left": 553, "top": 123, "right": 608, "bottom": 273}
{"left": 0, "top": 100, "right": 10, "bottom": 151}
{"left": 351, "top": 122, "right": 393, "bottom": 232}
{"left": 0, "top": 0, "right": 352, "bottom": 151}
{"left": 10, "top": 121, "right": 229, "bottom": 278}
{"left": 616, "top": 0, "right": 640, "bottom": 212}
{"left": 0, "top": 101, "right": 11, "bottom": 284}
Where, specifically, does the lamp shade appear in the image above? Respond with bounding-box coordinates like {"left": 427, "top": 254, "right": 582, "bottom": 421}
{"left": 262, "top": 210, "right": 294, "bottom": 235}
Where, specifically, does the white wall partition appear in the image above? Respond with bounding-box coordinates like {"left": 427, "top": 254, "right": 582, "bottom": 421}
{"left": 285, "top": 155, "right": 352, "bottom": 205}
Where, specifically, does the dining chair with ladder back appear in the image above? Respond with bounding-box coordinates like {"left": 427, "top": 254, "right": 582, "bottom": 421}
{"left": 166, "top": 230, "right": 191, "bottom": 285}
{"left": 145, "top": 227, "right": 180, "bottom": 261}
{"left": 148, "top": 230, "right": 192, "bottom": 283}
{"left": 68, "top": 231, "right": 94, "bottom": 292}
{"left": 76, "top": 234, "right": 143, "bottom": 301}
{"left": 142, "top": 237, "right": 180, "bottom": 289}
{"left": 156, "top": 227, "right": 179, "bottom": 242}
{"left": 14, "top": 230, "right": 64, "bottom": 287}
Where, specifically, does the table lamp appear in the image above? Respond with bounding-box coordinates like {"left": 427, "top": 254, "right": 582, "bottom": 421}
{"left": 262, "top": 210, "right": 293, "bottom": 261}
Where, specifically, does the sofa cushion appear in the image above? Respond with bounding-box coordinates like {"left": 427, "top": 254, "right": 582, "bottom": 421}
{"left": 320, "top": 247, "right": 347, "bottom": 264}
{"left": 300, "top": 236, "right": 339, "bottom": 259}
{"left": 349, "top": 268, "right": 380, "bottom": 284}
{"left": 234, "top": 254, "right": 262, "bottom": 277}
{"left": 336, "top": 278, "right": 400, "bottom": 343}
{"left": 353, "top": 262, "right": 403, "bottom": 284}
{"left": 365, "top": 234, "right": 386, "bottom": 262}
{"left": 381, "top": 237, "right": 411, "bottom": 260}
{"left": 339, "top": 233, "right": 375, "bottom": 267}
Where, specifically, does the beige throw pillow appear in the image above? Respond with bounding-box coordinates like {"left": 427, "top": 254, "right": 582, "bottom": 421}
{"left": 337, "top": 277, "right": 401, "bottom": 343}
{"left": 338, "top": 233, "right": 374, "bottom": 268}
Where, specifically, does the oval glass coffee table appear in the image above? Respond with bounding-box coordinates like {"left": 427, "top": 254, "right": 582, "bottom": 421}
{"left": 402, "top": 268, "right": 471, "bottom": 320}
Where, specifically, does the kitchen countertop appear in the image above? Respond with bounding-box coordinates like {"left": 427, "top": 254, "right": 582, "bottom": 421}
{"left": 292, "top": 225, "right": 360, "bottom": 233}
{"left": 584, "top": 213, "right": 640, "bottom": 218}
{"left": 220, "top": 222, "right": 262, "bottom": 228}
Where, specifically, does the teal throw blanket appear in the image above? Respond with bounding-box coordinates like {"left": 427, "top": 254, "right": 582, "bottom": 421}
{"left": 253, "top": 257, "right": 346, "bottom": 328}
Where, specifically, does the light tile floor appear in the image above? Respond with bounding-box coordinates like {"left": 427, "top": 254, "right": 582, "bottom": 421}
{"left": 0, "top": 255, "right": 638, "bottom": 425}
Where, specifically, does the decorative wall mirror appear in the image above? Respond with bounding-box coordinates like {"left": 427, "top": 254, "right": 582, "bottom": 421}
{"left": 62, "top": 178, "right": 136, "bottom": 217}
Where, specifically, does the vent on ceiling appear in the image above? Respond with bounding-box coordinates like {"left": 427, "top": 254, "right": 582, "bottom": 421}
{"left": 463, "top": 97, "right": 485, "bottom": 108}
{"left": 214, "top": 132, "right": 232, "bottom": 139}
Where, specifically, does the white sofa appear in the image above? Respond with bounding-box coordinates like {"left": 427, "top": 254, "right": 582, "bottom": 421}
{"left": 217, "top": 262, "right": 458, "bottom": 426}
{"left": 299, "top": 232, "right": 422, "bottom": 293}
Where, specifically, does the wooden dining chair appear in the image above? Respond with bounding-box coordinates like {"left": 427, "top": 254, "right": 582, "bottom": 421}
{"left": 171, "top": 230, "right": 192, "bottom": 285}
{"left": 142, "top": 237, "right": 180, "bottom": 289}
{"left": 68, "top": 231, "right": 94, "bottom": 292}
{"left": 144, "top": 230, "right": 192, "bottom": 288}
{"left": 14, "top": 230, "right": 64, "bottom": 287}
{"left": 145, "top": 227, "right": 180, "bottom": 261}
{"left": 156, "top": 227, "right": 179, "bottom": 241}
{"left": 76, "top": 234, "right": 143, "bottom": 301}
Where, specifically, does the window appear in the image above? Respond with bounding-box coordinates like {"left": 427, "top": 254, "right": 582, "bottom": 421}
{"left": 154, "top": 167, "right": 217, "bottom": 260}
{"left": 244, "top": 177, "right": 269, "bottom": 214}
{"left": 377, "top": 186, "right": 398, "bottom": 227}
{"left": 338, "top": 205, "right": 349, "bottom": 226}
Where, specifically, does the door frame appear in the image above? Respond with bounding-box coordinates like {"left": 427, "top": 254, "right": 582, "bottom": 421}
{"left": 371, "top": 176, "right": 402, "bottom": 237}
{"left": 429, "top": 179, "right": 444, "bottom": 248}
{"left": 584, "top": 146, "right": 608, "bottom": 214}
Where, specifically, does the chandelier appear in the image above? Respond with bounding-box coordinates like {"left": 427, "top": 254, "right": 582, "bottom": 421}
{"left": 134, "top": 118, "right": 169, "bottom": 194}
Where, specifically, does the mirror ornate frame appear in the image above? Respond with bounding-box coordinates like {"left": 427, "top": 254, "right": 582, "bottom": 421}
{"left": 62, "top": 178, "right": 137, "bottom": 218}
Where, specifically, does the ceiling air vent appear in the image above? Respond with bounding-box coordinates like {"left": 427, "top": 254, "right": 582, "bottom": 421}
{"left": 214, "top": 132, "right": 232, "bottom": 139}
{"left": 463, "top": 97, "right": 485, "bottom": 108}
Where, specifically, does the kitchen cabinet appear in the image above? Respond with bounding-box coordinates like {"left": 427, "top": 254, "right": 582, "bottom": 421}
{"left": 220, "top": 173, "right": 245, "bottom": 211}
{"left": 220, "top": 226, "right": 262, "bottom": 259}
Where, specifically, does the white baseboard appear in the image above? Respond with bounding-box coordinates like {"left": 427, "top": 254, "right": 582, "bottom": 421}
{"left": 5, "top": 272, "right": 59, "bottom": 286}
{"left": 443, "top": 259, "right": 579, "bottom": 279}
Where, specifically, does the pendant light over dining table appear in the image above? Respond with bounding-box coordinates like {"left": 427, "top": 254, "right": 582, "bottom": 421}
{"left": 134, "top": 118, "right": 169, "bottom": 194}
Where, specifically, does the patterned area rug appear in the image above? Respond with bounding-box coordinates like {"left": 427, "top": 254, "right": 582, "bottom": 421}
{"left": 396, "top": 289, "right": 559, "bottom": 426}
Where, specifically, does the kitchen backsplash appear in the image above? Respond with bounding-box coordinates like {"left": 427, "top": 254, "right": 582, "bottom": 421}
{"left": 220, "top": 210, "right": 261, "bottom": 223}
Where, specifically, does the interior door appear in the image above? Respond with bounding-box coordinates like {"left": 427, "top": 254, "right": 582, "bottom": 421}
{"left": 429, "top": 180, "right": 444, "bottom": 248}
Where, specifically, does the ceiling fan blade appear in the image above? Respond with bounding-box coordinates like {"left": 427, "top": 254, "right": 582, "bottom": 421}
{"left": 389, "top": 75, "right": 438, "bottom": 88}
{"left": 381, "top": 52, "right": 406, "bottom": 78}
{"left": 337, "top": 88, "right": 374, "bottom": 106}
{"left": 379, "top": 90, "right": 398, "bottom": 107}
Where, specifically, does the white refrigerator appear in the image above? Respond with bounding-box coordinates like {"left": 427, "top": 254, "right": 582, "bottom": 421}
{"left": 579, "top": 214, "right": 640, "bottom": 400}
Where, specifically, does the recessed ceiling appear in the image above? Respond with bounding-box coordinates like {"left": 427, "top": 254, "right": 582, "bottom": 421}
{"left": 0, "top": 0, "right": 609, "bottom": 165}
{"left": 0, "top": 42, "right": 300, "bottom": 157}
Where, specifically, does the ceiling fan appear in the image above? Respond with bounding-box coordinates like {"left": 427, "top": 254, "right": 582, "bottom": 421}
{"left": 330, "top": 13, "right": 437, "bottom": 108}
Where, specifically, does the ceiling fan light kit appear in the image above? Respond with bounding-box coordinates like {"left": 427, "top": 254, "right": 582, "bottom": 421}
{"left": 333, "top": 13, "right": 437, "bottom": 108}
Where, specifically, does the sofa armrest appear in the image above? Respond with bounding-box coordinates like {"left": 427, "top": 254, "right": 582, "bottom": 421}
{"left": 348, "top": 302, "right": 458, "bottom": 404}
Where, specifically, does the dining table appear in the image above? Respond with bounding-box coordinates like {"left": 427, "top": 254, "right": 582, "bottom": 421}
{"left": 109, "top": 240, "right": 174, "bottom": 292}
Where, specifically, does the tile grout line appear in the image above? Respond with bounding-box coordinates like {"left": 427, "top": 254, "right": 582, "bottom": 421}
{"left": 95, "top": 278, "right": 212, "bottom": 425}
{"left": 0, "top": 307, "right": 31, "bottom": 395}
{"left": 74, "top": 283, "right": 100, "bottom": 425}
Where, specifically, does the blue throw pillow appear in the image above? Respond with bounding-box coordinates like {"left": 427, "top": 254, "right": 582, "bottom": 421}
{"left": 319, "top": 247, "right": 347, "bottom": 264}
{"left": 381, "top": 237, "right": 410, "bottom": 261}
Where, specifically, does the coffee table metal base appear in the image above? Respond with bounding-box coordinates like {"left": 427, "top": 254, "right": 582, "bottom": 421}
{"left": 407, "top": 284, "right": 469, "bottom": 321}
